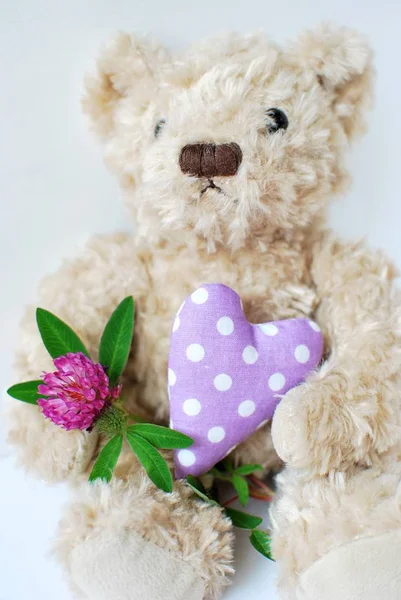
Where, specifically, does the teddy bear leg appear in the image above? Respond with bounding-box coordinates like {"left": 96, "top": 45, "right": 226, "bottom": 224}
{"left": 55, "top": 471, "right": 234, "bottom": 600}
{"left": 270, "top": 455, "right": 401, "bottom": 600}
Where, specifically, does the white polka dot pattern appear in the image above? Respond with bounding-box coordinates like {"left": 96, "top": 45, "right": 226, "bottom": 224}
{"left": 238, "top": 400, "right": 256, "bottom": 417}
{"left": 208, "top": 426, "right": 226, "bottom": 443}
{"left": 258, "top": 323, "right": 278, "bottom": 336}
{"left": 242, "top": 345, "right": 258, "bottom": 364}
{"left": 168, "top": 284, "right": 324, "bottom": 478}
{"left": 191, "top": 287, "right": 208, "bottom": 304}
{"left": 183, "top": 398, "right": 201, "bottom": 416}
{"left": 213, "top": 373, "right": 232, "bottom": 391}
{"left": 295, "top": 344, "right": 310, "bottom": 364}
{"left": 168, "top": 368, "right": 176, "bottom": 386}
{"left": 186, "top": 343, "right": 205, "bottom": 362}
{"left": 268, "top": 372, "right": 286, "bottom": 391}
{"left": 217, "top": 316, "right": 234, "bottom": 335}
{"left": 177, "top": 449, "right": 196, "bottom": 467}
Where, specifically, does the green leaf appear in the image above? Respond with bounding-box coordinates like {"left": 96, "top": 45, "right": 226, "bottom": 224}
{"left": 225, "top": 507, "right": 263, "bottom": 530}
{"left": 249, "top": 530, "right": 274, "bottom": 561}
{"left": 99, "top": 296, "right": 135, "bottom": 387}
{"left": 186, "top": 478, "right": 220, "bottom": 506}
{"left": 7, "top": 380, "right": 43, "bottom": 405}
{"left": 89, "top": 434, "right": 123, "bottom": 483}
{"left": 128, "top": 423, "right": 193, "bottom": 449}
{"left": 36, "top": 308, "right": 89, "bottom": 359}
{"left": 235, "top": 464, "right": 263, "bottom": 476}
{"left": 232, "top": 474, "right": 249, "bottom": 506}
{"left": 208, "top": 468, "right": 232, "bottom": 482}
{"left": 126, "top": 430, "right": 172, "bottom": 493}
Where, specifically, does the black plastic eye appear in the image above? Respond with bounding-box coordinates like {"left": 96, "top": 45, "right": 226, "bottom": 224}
{"left": 154, "top": 119, "right": 166, "bottom": 138}
{"left": 265, "top": 108, "right": 288, "bottom": 134}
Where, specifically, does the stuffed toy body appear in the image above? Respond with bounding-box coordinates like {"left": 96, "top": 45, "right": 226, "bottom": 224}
{"left": 8, "top": 24, "right": 401, "bottom": 600}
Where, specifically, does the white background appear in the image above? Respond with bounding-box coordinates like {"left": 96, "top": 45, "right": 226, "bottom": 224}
{"left": 1, "top": 1, "right": 400, "bottom": 598}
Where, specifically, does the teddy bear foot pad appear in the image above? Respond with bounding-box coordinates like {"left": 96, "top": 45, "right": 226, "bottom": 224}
{"left": 298, "top": 529, "right": 401, "bottom": 600}
{"left": 69, "top": 530, "right": 205, "bottom": 600}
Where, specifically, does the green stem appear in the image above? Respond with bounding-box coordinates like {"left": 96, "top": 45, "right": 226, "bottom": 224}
{"left": 209, "top": 468, "right": 233, "bottom": 482}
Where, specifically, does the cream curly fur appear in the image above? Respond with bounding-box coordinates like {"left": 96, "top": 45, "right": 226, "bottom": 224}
{"left": 6, "top": 22, "right": 401, "bottom": 600}
{"left": 55, "top": 461, "right": 234, "bottom": 600}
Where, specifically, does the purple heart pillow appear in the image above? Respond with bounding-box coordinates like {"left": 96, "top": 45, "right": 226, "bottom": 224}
{"left": 168, "top": 284, "right": 323, "bottom": 478}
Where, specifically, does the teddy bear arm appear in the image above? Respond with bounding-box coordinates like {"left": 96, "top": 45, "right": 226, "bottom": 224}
{"left": 272, "top": 233, "right": 401, "bottom": 473}
{"left": 311, "top": 231, "right": 399, "bottom": 344}
{"left": 7, "top": 232, "right": 153, "bottom": 482}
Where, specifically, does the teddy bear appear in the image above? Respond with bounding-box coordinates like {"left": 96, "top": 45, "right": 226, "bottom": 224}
{"left": 7, "top": 22, "right": 401, "bottom": 600}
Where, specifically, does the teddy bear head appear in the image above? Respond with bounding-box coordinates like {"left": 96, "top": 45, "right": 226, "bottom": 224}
{"left": 84, "top": 24, "right": 373, "bottom": 250}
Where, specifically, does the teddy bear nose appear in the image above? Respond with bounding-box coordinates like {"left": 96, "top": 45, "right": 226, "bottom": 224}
{"left": 179, "top": 143, "right": 242, "bottom": 178}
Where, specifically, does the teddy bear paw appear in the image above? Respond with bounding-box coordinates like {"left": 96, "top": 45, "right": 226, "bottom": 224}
{"left": 271, "top": 385, "right": 310, "bottom": 467}
{"left": 298, "top": 529, "right": 401, "bottom": 600}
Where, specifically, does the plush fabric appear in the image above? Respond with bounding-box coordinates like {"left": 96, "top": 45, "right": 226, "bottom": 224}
{"left": 298, "top": 530, "right": 401, "bottom": 600}
{"left": 70, "top": 530, "right": 205, "bottom": 600}
{"left": 8, "top": 23, "right": 401, "bottom": 600}
{"left": 55, "top": 474, "right": 234, "bottom": 600}
{"left": 169, "top": 283, "right": 323, "bottom": 477}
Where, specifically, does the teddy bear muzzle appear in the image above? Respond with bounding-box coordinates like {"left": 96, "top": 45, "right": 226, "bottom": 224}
{"left": 179, "top": 142, "right": 242, "bottom": 179}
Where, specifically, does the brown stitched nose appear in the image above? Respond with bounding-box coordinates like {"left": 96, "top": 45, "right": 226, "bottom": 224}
{"left": 179, "top": 143, "right": 242, "bottom": 178}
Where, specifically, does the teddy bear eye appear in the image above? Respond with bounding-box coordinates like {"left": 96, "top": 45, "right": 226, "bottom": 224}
{"left": 154, "top": 119, "right": 166, "bottom": 138}
{"left": 265, "top": 108, "right": 288, "bottom": 134}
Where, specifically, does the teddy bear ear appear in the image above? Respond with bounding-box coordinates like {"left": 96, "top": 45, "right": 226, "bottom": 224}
{"left": 294, "top": 23, "right": 374, "bottom": 139}
{"left": 82, "top": 32, "right": 170, "bottom": 137}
